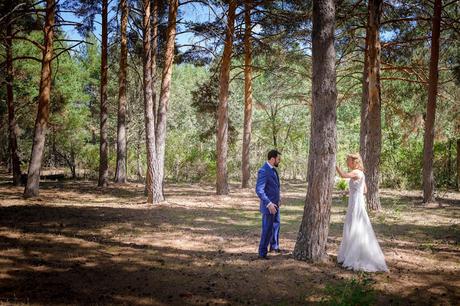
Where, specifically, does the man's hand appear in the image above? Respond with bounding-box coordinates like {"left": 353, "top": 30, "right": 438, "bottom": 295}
{"left": 267, "top": 203, "right": 278, "bottom": 215}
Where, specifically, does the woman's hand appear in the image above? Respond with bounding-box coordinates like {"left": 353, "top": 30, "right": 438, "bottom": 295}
{"left": 336, "top": 166, "right": 361, "bottom": 180}
{"left": 336, "top": 165, "right": 343, "bottom": 178}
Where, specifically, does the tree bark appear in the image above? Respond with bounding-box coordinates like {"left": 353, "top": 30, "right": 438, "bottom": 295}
{"left": 216, "top": 0, "right": 236, "bottom": 195}
{"left": 23, "top": 0, "right": 55, "bottom": 198}
{"left": 98, "top": 0, "right": 109, "bottom": 187}
{"left": 156, "top": 0, "right": 178, "bottom": 199}
{"left": 241, "top": 0, "right": 253, "bottom": 189}
{"left": 144, "top": 0, "right": 159, "bottom": 193}
{"left": 151, "top": 0, "right": 159, "bottom": 128}
{"left": 422, "top": 0, "right": 442, "bottom": 203}
{"left": 447, "top": 139, "right": 452, "bottom": 186}
{"left": 361, "top": 0, "right": 383, "bottom": 211}
{"left": 6, "top": 16, "right": 21, "bottom": 186}
{"left": 359, "top": 22, "right": 370, "bottom": 165}
{"left": 457, "top": 138, "right": 460, "bottom": 191}
{"left": 115, "top": 0, "right": 129, "bottom": 184}
{"left": 137, "top": 123, "right": 144, "bottom": 182}
{"left": 293, "top": 0, "right": 337, "bottom": 262}
{"left": 270, "top": 109, "right": 278, "bottom": 148}
{"left": 69, "top": 146, "right": 76, "bottom": 179}
{"left": 143, "top": 0, "right": 162, "bottom": 203}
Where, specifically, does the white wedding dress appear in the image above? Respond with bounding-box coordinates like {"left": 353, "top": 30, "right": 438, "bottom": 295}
{"left": 337, "top": 170, "right": 388, "bottom": 272}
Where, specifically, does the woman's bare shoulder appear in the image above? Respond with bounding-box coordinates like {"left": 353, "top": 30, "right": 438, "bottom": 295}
{"left": 350, "top": 169, "right": 364, "bottom": 179}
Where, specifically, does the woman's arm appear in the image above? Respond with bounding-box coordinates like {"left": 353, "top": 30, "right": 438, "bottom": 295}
{"left": 336, "top": 166, "right": 361, "bottom": 180}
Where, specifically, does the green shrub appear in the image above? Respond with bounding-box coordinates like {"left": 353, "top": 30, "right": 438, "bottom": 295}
{"left": 321, "top": 276, "right": 376, "bottom": 306}
{"left": 336, "top": 178, "right": 348, "bottom": 191}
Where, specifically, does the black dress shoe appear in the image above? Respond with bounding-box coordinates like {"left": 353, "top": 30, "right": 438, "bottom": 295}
{"left": 258, "top": 255, "right": 270, "bottom": 260}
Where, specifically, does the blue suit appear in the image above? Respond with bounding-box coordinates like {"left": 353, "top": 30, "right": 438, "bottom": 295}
{"left": 255, "top": 162, "right": 281, "bottom": 257}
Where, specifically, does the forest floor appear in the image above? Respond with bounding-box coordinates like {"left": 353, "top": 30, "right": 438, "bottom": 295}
{"left": 0, "top": 169, "right": 459, "bottom": 305}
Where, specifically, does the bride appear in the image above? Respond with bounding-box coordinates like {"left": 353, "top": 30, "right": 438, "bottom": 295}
{"left": 335, "top": 153, "right": 388, "bottom": 272}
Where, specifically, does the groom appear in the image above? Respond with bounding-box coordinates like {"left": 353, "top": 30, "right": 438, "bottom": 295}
{"left": 255, "top": 149, "right": 281, "bottom": 259}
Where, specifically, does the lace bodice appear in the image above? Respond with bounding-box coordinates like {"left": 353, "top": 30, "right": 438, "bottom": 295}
{"left": 348, "top": 170, "right": 365, "bottom": 195}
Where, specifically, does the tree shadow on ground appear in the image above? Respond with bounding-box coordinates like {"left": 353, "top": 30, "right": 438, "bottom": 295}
{"left": 0, "top": 178, "right": 459, "bottom": 305}
{"left": 0, "top": 203, "right": 336, "bottom": 305}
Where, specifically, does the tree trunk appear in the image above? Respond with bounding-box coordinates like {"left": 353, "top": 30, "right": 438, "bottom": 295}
{"left": 137, "top": 123, "right": 144, "bottom": 182}
{"left": 115, "top": 0, "right": 129, "bottom": 184}
{"left": 457, "top": 138, "right": 460, "bottom": 191}
{"left": 98, "top": 0, "right": 109, "bottom": 187}
{"left": 216, "top": 0, "right": 237, "bottom": 195}
{"left": 156, "top": 0, "right": 178, "bottom": 199}
{"left": 70, "top": 145, "right": 76, "bottom": 179}
{"left": 271, "top": 110, "right": 278, "bottom": 148}
{"left": 241, "top": 0, "right": 253, "bottom": 188}
{"left": 293, "top": 0, "right": 337, "bottom": 262}
{"left": 361, "top": 0, "right": 383, "bottom": 211}
{"left": 447, "top": 139, "right": 452, "bottom": 187}
{"left": 359, "top": 23, "right": 370, "bottom": 165}
{"left": 143, "top": 0, "right": 162, "bottom": 203}
{"left": 144, "top": 0, "right": 159, "bottom": 191}
{"left": 422, "top": 0, "right": 442, "bottom": 203}
{"left": 6, "top": 17, "right": 21, "bottom": 186}
{"left": 23, "top": 0, "right": 55, "bottom": 198}
{"left": 151, "top": 0, "right": 159, "bottom": 127}
{"left": 51, "top": 129, "right": 56, "bottom": 167}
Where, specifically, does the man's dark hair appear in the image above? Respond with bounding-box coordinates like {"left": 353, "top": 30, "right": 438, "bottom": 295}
{"left": 267, "top": 150, "right": 281, "bottom": 160}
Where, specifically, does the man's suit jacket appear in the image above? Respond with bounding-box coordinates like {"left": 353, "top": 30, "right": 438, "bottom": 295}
{"left": 255, "top": 162, "right": 280, "bottom": 214}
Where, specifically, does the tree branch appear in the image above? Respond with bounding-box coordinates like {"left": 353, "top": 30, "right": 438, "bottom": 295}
{"left": 51, "top": 41, "right": 86, "bottom": 61}
{"left": 381, "top": 77, "right": 428, "bottom": 84}
{"left": 0, "top": 3, "right": 27, "bottom": 23}
{"left": 12, "top": 36, "right": 44, "bottom": 50}
{"left": 12, "top": 56, "right": 42, "bottom": 63}
{"left": 381, "top": 17, "right": 431, "bottom": 25}
{"left": 382, "top": 36, "right": 430, "bottom": 48}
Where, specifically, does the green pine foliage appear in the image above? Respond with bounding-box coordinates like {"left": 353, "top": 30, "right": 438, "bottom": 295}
{"left": 0, "top": 1, "right": 458, "bottom": 188}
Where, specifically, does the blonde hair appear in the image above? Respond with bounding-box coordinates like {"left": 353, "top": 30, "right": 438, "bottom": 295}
{"left": 346, "top": 153, "right": 364, "bottom": 171}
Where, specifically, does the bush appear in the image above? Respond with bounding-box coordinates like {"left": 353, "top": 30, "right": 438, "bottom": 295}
{"left": 321, "top": 275, "right": 376, "bottom": 306}
{"left": 336, "top": 178, "right": 348, "bottom": 191}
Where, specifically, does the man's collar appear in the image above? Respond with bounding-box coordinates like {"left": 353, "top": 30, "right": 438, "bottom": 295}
{"left": 266, "top": 161, "right": 274, "bottom": 169}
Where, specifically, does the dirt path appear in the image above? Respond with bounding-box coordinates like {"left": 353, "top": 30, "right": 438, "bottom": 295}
{"left": 0, "top": 172, "right": 459, "bottom": 305}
